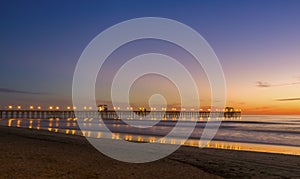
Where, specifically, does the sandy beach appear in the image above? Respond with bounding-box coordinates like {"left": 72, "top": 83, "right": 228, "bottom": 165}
{"left": 1, "top": 126, "right": 300, "bottom": 178}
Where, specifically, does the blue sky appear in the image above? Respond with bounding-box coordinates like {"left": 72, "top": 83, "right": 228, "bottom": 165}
{"left": 1, "top": 0, "right": 300, "bottom": 113}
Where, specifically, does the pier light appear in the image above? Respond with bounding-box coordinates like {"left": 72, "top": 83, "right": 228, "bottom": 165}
{"left": 73, "top": 106, "right": 76, "bottom": 110}
{"left": 171, "top": 107, "right": 177, "bottom": 111}
{"left": 67, "top": 106, "right": 71, "bottom": 110}
{"left": 208, "top": 109, "right": 211, "bottom": 112}
{"left": 117, "top": 107, "right": 120, "bottom": 110}
{"left": 49, "top": 106, "right": 53, "bottom": 110}
{"left": 113, "top": 107, "right": 116, "bottom": 110}
{"left": 182, "top": 108, "right": 186, "bottom": 111}
{"left": 89, "top": 106, "right": 92, "bottom": 110}
{"left": 30, "top": 106, "right": 34, "bottom": 110}
{"left": 56, "top": 106, "right": 59, "bottom": 110}
{"left": 84, "top": 106, "right": 87, "bottom": 110}
{"left": 37, "top": 106, "right": 41, "bottom": 110}
{"left": 199, "top": 109, "right": 203, "bottom": 111}
{"left": 17, "top": 106, "right": 21, "bottom": 110}
{"left": 8, "top": 105, "right": 13, "bottom": 109}
{"left": 191, "top": 108, "right": 195, "bottom": 111}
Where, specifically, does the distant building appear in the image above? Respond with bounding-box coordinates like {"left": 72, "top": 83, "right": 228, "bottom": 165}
{"left": 98, "top": 104, "right": 108, "bottom": 112}
{"left": 225, "top": 107, "right": 235, "bottom": 112}
{"left": 138, "top": 107, "right": 146, "bottom": 112}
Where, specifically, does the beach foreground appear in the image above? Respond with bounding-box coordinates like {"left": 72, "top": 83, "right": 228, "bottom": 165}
{"left": 1, "top": 126, "right": 300, "bottom": 178}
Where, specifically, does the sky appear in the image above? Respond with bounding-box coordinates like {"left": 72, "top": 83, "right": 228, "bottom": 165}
{"left": 0, "top": 0, "right": 300, "bottom": 114}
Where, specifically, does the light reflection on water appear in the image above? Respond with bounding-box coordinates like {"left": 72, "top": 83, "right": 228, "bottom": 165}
{"left": 1, "top": 115, "right": 300, "bottom": 156}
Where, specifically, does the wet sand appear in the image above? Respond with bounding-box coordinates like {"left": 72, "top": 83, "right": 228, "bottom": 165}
{"left": 1, "top": 126, "right": 300, "bottom": 178}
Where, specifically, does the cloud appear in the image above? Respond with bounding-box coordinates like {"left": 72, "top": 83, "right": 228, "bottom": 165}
{"left": 0, "top": 88, "right": 46, "bottom": 95}
{"left": 256, "top": 81, "right": 271, "bottom": 88}
{"left": 276, "top": 98, "right": 300, "bottom": 101}
{"left": 256, "top": 81, "right": 300, "bottom": 88}
{"left": 275, "top": 82, "right": 300, "bottom": 87}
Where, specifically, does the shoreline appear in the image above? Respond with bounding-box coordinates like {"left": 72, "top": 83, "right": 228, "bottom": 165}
{"left": 1, "top": 126, "right": 300, "bottom": 178}
{"left": 14, "top": 125, "right": 300, "bottom": 156}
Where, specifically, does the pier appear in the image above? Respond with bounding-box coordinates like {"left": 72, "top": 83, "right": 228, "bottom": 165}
{"left": 0, "top": 110, "right": 241, "bottom": 119}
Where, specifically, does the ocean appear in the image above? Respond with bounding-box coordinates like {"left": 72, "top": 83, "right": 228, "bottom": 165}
{"left": 1, "top": 115, "right": 300, "bottom": 155}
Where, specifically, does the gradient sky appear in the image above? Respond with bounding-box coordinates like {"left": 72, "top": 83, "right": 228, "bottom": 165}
{"left": 1, "top": 0, "right": 300, "bottom": 114}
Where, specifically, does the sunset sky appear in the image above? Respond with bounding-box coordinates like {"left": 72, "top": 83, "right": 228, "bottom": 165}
{"left": 1, "top": 0, "right": 300, "bottom": 114}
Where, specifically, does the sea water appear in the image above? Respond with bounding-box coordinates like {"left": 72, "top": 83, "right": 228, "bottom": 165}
{"left": 1, "top": 115, "right": 300, "bottom": 155}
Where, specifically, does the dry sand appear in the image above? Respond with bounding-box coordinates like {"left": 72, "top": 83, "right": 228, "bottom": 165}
{"left": 1, "top": 126, "right": 300, "bottom": 178}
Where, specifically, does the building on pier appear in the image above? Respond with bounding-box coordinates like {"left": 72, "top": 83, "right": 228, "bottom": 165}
{"left": 98, "top": 105, "right": 108, "bottom": 112}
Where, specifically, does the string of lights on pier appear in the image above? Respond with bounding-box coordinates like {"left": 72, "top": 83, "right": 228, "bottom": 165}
{"left": 1, "top": 105, "right": 242, "bottom": 112}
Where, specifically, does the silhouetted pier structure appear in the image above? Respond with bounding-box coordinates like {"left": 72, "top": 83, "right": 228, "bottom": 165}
{"left": 0, "top": 110, "right": 241, "bottom": 119}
